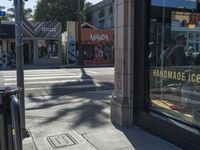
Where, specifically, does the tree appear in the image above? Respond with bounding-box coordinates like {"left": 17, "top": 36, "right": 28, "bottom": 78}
{"left": 33, "top": 0, "right": 87, "bottom": 31}
{"left": 6, "top": 7, "right": 15, "bottom": 21}
{"left": 82, "top": 2, "right": 93, "bottom": 23}
{"left": 0, "top": 4, "right": 33, "bottom": 21}
{"left": 4, "top": 6, "right": 33, "bottom": 21}
{"left": 24, "top": 8, "right": 33, "bottom": 20}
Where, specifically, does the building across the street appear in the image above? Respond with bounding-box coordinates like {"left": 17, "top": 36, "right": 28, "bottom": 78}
{"left": 0, "top": 21, "right": 62, "bottom": 68}
{"left": 81, "top": 28, "right": 114, "bottom": 65}
{"left": 89, "top": 0, "right": 114, "bottom": 29}
{"left": 65, "top": 21, "right": 114, "bottom": 66}
{"left": 0, "top": 22, "right": 15, "bottom": 68}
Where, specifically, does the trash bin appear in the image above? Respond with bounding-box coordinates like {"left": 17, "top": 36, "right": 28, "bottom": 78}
{"left": 0, "top": 87, "right": 22, "bottom": 150}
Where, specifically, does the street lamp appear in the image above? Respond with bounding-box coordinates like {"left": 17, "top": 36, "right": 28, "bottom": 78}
{"left": 9, "top": 0, "right": 27, "bottom": 138}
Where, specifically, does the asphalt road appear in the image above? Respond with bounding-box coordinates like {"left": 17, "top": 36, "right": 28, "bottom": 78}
{"left": 0, "top": 67, "right": 114, "bottom": 97}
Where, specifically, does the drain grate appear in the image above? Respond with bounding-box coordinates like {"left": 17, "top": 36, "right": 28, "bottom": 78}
{"left": 46, "top": 134, "right": 78, "bottom": 148}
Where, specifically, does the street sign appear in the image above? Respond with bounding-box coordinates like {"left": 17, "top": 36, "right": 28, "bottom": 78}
{"left": 0, "top": 11, "right": 5, "bottom": 17}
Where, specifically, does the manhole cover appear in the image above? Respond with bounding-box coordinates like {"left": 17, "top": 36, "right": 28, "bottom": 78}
{"left": 47, "top": 134, "right": 78, "bottom": 148}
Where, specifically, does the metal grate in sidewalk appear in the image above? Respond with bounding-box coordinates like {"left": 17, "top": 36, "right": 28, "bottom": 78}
{"left": 46, "top": 134, "right": 78, "bottom": 148}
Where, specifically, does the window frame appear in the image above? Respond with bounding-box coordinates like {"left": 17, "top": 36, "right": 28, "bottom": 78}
{"left": 147, "top": 0, "right": 200, "bottom": 130}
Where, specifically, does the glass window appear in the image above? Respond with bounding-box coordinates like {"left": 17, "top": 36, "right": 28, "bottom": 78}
{"left": 110, "top": 17, "right": 114, "bottom": 28}
{"left": 99, "top": 20, "right": 105, "bottom": 28}
{"left": 99, "top": 9, "right": 105, "bottom": 18}
{"left": 148, "top": 0, "right": 200, "bottom": 127}
{"left": 109, "top": 5, "right": 113, "bottom": 14}
{"left": 38, "top": 40, "right": 58, "bottom": 59}
{"left": 82, "top": 45, "right": 94, "bottom": 60}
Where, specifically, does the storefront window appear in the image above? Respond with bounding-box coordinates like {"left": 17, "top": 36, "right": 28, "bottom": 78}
{"left": 83, "top": 45, "right": 95, "bottom": 60}
{"left": 38, "top": 40, "right": 58, "bottom": 59}
{"left": 148, "top": 0, "right": 200, "bottom": 127}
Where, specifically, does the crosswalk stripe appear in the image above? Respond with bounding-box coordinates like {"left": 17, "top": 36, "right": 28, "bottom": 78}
{"left": 1, "top": 69, "right": 114, "bottom": 95}
{"left": 5, "top": 79, "right": 94, "bottom": 86}
{"left": 3, "top": 73, "right": 77, "bottom": 78}
{"left": 25, "top": 83, "right": 102, "bottom": 91}
{"left": 5, "top": 75, "right": 83, "bottom": 81}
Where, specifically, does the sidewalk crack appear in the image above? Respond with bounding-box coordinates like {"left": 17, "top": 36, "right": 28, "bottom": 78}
{"left": 70, "top": 125, "right": 99, "bottom": 150}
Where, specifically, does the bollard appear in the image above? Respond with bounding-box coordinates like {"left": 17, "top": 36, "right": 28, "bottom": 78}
{"left": 0, "top": 87, "right": 22, "bottom": 150}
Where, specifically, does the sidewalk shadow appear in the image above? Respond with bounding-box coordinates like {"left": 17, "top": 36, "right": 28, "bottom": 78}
{"left": 26, "top": 68, "right": 113, "bottom": 128}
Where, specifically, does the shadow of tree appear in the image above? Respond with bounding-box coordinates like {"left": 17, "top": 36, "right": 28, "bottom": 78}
{"left": 26, "top": 68, "right": 114, "bottom": 128}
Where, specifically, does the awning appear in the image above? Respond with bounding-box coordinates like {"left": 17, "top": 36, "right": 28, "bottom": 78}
{"left": 152, "top": 0, "right": 197, "bottom": 9}
{"left": 0, "top": 24, "right": 15, "bottom": 38}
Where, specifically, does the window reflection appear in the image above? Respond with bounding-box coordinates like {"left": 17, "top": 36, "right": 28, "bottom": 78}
{"left": 149, "top": 0, "right": 200, "bottom": 127}
{"left": 38, "top": 40, "right": 58, "bottom": 59}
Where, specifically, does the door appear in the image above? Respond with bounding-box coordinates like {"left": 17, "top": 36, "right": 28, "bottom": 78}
{"left": 23, "top": 43, "right": 29, "bottom": 64}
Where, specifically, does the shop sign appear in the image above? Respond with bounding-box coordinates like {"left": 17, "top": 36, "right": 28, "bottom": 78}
{"left": 90, "top": 33, "right": 109, "bottom": 42}
{"left": 152, "top": 68, "right": 200, "bottom": 84}
{"left": 23, "top": 21, "right": 62, "bottom": 38}
{"left": 42, "top": 27, "right": 56, "bottom": 32}
{"left": 81, "top": 29, "right": 113, "bottom": 43}
{"left": 0, "top": 11, "right": 5, "bottom": 16}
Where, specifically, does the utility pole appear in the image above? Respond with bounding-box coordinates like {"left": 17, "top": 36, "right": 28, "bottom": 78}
{"left": 0, "top": 10, "right": 6, "bottom": 56}
{"left": 77, "top": 0, "right": 84, "bottom": 66}
{"left": 13, "top": 0, "right": 25, "bottom": 136}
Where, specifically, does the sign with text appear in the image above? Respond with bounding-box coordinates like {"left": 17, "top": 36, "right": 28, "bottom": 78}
{"left": 151, "top": 67, "right": 200, "bottom": 85}
{"left": 23, "top": 21, "right": 62, "bottom": 38}
{"left": 81, "top": 29, "right": 113, "bottom": 44}
{"left": 0, "top": 11, "right": 5, "bottom": 17}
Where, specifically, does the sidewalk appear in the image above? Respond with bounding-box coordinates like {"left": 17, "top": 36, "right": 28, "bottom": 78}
{"left": 22, "top": 90, "right": 182, "bottom": 150}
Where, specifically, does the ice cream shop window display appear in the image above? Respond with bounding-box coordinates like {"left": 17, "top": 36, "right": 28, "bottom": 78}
{"left": 81, "top": 29, "right": 114, "bottom": 65}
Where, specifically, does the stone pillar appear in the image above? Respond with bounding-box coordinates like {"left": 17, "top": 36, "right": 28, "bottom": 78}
{"left": 111, "top": 0, "right": 135, "bottom": 126}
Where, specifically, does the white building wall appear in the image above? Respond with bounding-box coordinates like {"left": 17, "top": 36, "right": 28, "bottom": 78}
{"left": 90, "top": 0, "right": 114, "bottom": 29}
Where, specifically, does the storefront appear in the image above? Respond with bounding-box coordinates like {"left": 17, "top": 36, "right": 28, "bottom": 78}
{"left": 0, "top": 23, "right": 15, "bottom": 68}
{"left": 0, "top": 21, "right": 62, "bottom": 68}
{"left": 23, "top": 21, "right": 62, "bottom": 65}
{"left": 111, "top": 0, "right": 200, "bottom": 149}
{"left": 81, "top": 29, "right": 114, "bottom": 66}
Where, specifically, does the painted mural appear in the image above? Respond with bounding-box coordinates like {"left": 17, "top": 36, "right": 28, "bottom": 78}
{"left": 67, "top": 36, "right": 77, "bottom": 64}
{"left": 81, "top": 29, "right": 114, "bottom": 65}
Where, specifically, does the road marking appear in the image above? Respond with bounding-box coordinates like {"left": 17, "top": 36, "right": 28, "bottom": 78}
{"left": 25, "top": 83, "right": 102, "bottom": 91}
{"left": 5, "top": 79, "right": 95, "bottom": 86}
{"left": 86, "top": 71, "right": 98, "bottom": 74}
{"left": 5, "top": 75, "right": 83, "bottom": 81}
{"left": 3, "top": 74, "right": 77, "bottom": 78}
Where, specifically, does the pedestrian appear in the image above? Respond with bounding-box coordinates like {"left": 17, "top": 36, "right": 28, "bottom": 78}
{"left": 160, "top": 39, "right": 176, "bottom": 67}
{"left": 167, "top": 34, "right": 187, "bottom": 67}
{"left": 186, "top": 47, "right": 194, "bottom": 65}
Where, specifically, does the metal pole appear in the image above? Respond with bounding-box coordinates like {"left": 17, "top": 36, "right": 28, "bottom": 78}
{"left": 14, "top": 0, "right": 25, "bottom": 137}
{"left": 11, "top": 95, "right": 22, "bottom": 150}
{"left": 77, "top": 0, "right": 84, "bottom": 66}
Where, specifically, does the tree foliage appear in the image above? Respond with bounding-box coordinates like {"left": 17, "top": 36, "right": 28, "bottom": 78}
{"left": 0, "top": 5, "right": 33, "bottom": 21}
{"left": 24, "top": 8, "right": 33, "bottom": 20}
{"left": 6, "top": 7, "right": 15, "bottom": 21}
{"left": 0, "top": 5, "right": 9, "bottom": 21}
{"left": 33, "top": 0, "right": 90, "bottom": 31}
{"left": 83, "top": 2, "right": 93, "bottom": 22}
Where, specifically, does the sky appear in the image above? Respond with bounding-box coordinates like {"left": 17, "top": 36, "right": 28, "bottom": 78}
{"left": 2, "top": 0, "right": 102, "bottom": 9}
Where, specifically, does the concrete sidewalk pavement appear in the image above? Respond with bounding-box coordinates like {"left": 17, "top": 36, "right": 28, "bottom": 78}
{"left": 22, "top": 90, "right": 182, "bottom": 150}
